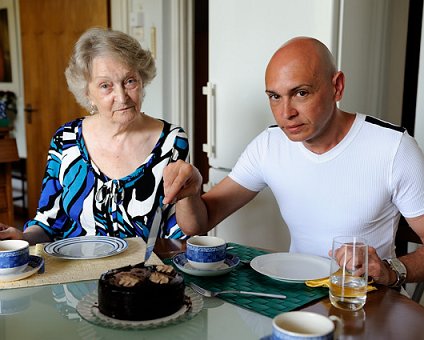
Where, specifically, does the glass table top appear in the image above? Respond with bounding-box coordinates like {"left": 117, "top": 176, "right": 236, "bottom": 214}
{"left": 0, "top": 280, "right": 272, "bottom": 340}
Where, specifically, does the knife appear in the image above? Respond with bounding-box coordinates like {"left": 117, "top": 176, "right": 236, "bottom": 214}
{"left": 144, "top": 149, "right": 178, "bottom": 263}
{"left": 144, "top": 201, "right": 163, "bottom": 263}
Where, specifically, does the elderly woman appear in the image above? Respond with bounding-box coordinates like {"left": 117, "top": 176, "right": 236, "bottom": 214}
{"left": 0, "top": 27, "right": 189, "bottom": 245}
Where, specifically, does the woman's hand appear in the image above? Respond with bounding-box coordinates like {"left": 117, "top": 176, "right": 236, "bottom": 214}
{"left": 0, "top": 223, "right": 24, "bottom": 240}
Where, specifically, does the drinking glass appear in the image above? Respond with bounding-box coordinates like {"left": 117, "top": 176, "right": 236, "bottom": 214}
{"left": 329, "top": 236, "right": 368, "bottom": 311}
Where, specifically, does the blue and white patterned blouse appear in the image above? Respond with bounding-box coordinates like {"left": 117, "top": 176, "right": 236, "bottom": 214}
{"left": 24, "top": 118, "right": 189, "bottom": 241}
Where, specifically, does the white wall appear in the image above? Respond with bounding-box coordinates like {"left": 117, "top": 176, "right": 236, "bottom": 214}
{"left": 415, "top": 4, "right": 424, "bottom": 150}
{"left": 384, "top": 1, "right": 409, "bottom": 125}
{"left": 337, "top": 0, "right": 408, "bottom": 124}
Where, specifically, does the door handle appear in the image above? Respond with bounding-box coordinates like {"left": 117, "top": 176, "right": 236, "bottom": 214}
{"left": 202, "top": 82, "right": 216, "bottom": 159}
{"left": 24, "top": 104, "right": 37, "bottom": 124}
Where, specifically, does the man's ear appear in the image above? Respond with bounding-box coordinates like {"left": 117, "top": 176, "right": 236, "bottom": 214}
{"left": 332, "top": 71, "right": 345, "bottom": 102}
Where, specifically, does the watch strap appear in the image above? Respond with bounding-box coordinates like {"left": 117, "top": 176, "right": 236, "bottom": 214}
{"left": 384, "top": 258, "right": 407, "bottom": 288}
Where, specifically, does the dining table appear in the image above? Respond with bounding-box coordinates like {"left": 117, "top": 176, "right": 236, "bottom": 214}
{"left": 1, "top": 237, "right": 424, "bottom": 340}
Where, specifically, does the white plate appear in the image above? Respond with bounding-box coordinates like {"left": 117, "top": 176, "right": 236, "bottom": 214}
{"left": 250, "top": 253, "right": 331, "bottom": 282}
{"left": 172, "top": 253, "right": 240, "bottom": 277}
{"left": 76, "top": 287, "right": 203, "bottom": 330}
{"left": 43, "top": 236, "right": 128, "bottom": 259}
{"left": 0, "top": 255, "right": 44, "bottom": 282}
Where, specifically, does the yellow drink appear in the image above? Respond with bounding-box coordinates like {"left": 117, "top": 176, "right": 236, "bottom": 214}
{"left": 329, "top": 275, "right": 367, "bottom": 311}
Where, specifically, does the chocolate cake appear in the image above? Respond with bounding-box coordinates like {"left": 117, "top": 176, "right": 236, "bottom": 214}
{"left": 98, "top": 263, "right": 186, "bottom": 321}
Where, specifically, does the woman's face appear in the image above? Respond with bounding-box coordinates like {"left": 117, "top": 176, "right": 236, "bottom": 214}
{"left": 87, "top": 56, "right": 143, "bottom": 124}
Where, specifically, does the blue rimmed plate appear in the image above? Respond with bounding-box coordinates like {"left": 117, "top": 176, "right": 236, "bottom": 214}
{"left": 172, "top": 253, "right": 240, "bottom": 277}
{"left": 0, "top": 255, "right": 44, "bottom": 282}
{"left": 43, "top": 236, "right": 128, "bottom": 260}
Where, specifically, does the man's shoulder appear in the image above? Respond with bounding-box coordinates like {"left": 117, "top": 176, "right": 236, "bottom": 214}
{"left": 264, "top": 124, "right": 284, "bottom": 137}
{"left": 246, "top": 124, "right": 289, "bottom": 153}
{"left": 363, "top": 115, "right": 406, "bottom": 134}
{"left": 257, "top": 124, "right": 286, "bottom": 142}
{"left": 267, "top": 124, "right": 280, "bottom": 130}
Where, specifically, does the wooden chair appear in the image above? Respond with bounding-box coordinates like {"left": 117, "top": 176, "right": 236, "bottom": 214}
{"left": 395, "top": 216, "right": 424, "bottom": 302}
{"left": 0, "top": 137, "right": 19, "bottom": 226}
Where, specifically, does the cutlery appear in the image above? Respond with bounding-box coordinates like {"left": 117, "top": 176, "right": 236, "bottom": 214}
{"left": 189, "top": 282, "right": 286, "bottom": 299}
{"left": 144, "top": 202, "right": 164, "bottom": 263}
{"left": 144, "top": 148, "right": 179, "bottom": 263}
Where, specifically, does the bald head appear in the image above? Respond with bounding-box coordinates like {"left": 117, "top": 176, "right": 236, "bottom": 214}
{"left": 264, "top": 36, "right": 347, "bottom": 150}
{"left": 266, "top": 37, "right": 337, "bottom": 82}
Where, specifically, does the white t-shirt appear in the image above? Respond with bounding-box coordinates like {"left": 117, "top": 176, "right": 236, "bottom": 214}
{"left": 229, "top": 113, "right": 424, "bottom": 258}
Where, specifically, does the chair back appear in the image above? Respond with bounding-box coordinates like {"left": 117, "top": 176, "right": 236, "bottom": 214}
{"left": 395, "top": 216, "right": 423, "bottom": 303}
{"left": 395, "top": 216, "right": 422, "bottom": 257}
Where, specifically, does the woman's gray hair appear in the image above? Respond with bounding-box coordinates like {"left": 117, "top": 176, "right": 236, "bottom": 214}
{"left": 65, "top": 27, "right": 156, "bottom": 111}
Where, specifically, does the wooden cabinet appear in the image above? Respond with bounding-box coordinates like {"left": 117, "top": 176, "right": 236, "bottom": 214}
{"left": 0, "top": 136, "right": 19, "bottom": 226}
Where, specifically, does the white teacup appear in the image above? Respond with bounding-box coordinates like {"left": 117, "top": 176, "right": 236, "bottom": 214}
{"left": 186, "top": 236, "right": 226, "bottom": 270}
{"left": 0, "top": 240, "right": 30, "bottom": 275}
{"left": 272, "top": 311, "right": 340, "bottom": 340}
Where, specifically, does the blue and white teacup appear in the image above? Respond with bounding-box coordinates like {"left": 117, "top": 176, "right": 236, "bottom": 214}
{"left": 272, "top": 311, "right": 341, "bottom": 340}
{"left": 186, "top": 236, "right": 226, "bottom": 270}
{"left": 0, "top": 240, "right": 30, "bottom": 275}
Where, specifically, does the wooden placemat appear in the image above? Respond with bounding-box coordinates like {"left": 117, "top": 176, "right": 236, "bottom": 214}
{"left": 0, "top": 237, "right": 163, "bottom": 290}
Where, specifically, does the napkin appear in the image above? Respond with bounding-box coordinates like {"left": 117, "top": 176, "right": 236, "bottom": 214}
{"left": 305, "top": 277, "right": 377, "bottom": 292}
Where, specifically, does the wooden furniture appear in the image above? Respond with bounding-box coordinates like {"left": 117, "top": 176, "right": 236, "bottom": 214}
{"left": 11, "top": 158, "right": 27, "bottom": 212}
{"left": 395, "top": 216, "right": 424, "bottom": 302}
{"left": 0, "top": 137, "right": 19, "bottom": 225}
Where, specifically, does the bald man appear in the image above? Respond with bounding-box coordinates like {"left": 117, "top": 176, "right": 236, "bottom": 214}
{"left": 163, "top": 37, "right": 424, "bottom": 287}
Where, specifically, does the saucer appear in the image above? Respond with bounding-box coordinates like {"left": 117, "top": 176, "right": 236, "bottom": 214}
{"left": 172, "top": 253, "right": 239, "bottom": 277}
{"left": 0, "top": 255, "right": 44, "bottom": 282}
{"left": 260, "top": 335, "right": 272, "bottom": 340}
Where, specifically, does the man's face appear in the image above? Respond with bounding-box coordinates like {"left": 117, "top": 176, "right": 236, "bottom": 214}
{"left": 265, "top": 55, "right": 340, "bottom": 148}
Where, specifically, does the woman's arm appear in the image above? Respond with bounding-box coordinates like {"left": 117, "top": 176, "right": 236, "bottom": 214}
{"left": 0, "top": 223, "right": 50, "bottom": 245}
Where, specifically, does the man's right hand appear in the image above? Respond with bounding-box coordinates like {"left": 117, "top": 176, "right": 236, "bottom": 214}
{"left": 163, "top": 160, "right": 203, "bottom": 205}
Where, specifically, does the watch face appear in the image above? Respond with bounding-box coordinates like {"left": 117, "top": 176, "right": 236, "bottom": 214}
{"left": 387, "top": 258, "right": 407, "bottom": 288}
{"left": 390, "top": 259, "right": 407, "bottom": 275}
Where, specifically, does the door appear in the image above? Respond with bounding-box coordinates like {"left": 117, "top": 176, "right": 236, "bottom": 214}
{"left": 19, "top": 0, "right": 109, "bottom": 216}
{"left": 205, "top": 0, "right": 338, "bottom": 171}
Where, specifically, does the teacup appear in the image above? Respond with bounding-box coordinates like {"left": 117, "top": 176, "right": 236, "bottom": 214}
{"left": 186, "top": 236, "right": 226, "bottom": 270}
{"left": 272, "top": 311, "right": 340, "bottom": 340}
{"left": 0, "top": 240, "right": 30, "bottom": 275}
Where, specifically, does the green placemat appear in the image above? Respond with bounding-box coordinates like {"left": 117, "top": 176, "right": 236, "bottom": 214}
{"left": 165, "top": 242, "right": 328, "bottom": 319}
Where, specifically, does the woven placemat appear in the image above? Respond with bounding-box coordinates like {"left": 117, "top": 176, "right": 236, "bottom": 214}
{"left": 0, "top": 238, "right": 162, "bottom": 290}
{"left": 166, "top": 242, "right": 328, "bottom": 319}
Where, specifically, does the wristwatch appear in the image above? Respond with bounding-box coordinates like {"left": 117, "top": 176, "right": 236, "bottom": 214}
{"left": 384, "top": 258, "right": 407, "bottom": 288}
